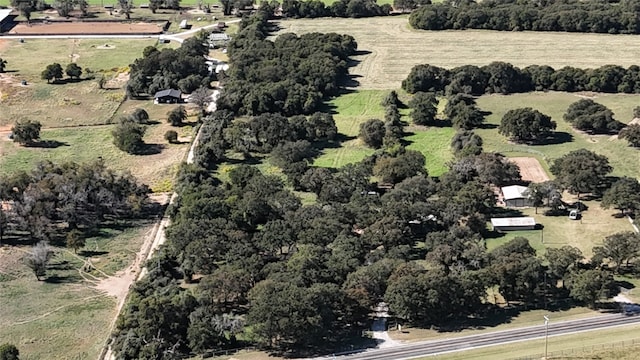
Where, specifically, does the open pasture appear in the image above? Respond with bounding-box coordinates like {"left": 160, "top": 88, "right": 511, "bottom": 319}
{"left": 475, "top": 92, "right": 640, "bottom": 179}
{"left": 0, "top": 38, "right": 157, "bottom": 128}
{"left": 277, "top": 17, "right": 640, "bottom": 90}
{"left": 0, "top": 99, "right": 194, "bottom": 189}
{"left": 0, "top": 221, "right": 155, "bottom": 360}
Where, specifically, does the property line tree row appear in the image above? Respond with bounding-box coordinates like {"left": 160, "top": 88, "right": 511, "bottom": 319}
{"left": 403, "top": 62, "right": 640, "bottom": 97}
{"left": 409, "top": 0, "right": 640, "bottom": 34}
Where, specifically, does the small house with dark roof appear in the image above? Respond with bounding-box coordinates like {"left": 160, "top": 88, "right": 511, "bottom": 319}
{"left": 154, "top": 89, "right": 182, "bottom": 104}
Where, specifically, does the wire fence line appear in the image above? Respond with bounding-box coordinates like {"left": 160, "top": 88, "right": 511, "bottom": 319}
{"left": 510, "top": 337, "right": 640, "bottom": 360}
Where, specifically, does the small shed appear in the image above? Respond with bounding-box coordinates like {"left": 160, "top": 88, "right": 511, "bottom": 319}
{"left": 491, "top": 217, "right": 536, "bottom": 232}
{"left": 179, "top": 19, "right": 189, "bottom": 29}
{"left": 501, "top": 185, "right": 532, "bottom": 207}
{"left": 154, "top": 89, "right": 182, "bottom": 104}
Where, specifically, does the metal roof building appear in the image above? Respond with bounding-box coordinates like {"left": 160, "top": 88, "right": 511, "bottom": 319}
{"left": 491, "top": 217, "right": 536, "bottom": 231}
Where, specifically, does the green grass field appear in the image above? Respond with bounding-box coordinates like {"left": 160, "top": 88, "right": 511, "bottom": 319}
{"left": 476, "top": 92, "right": 640, "bottom": 179}
{"left": 313, "top": 90, "right": 454, "bottom": 175}
{"left": 277, "top": 17, "right": 640, "bottom": 90}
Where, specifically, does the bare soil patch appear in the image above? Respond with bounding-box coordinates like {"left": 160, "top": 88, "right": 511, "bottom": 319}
{"left": 510, "top": 157, "right": 550, "bottom": 183}
{"left": 8, "top": 21, "right": 163, "bottom": 35}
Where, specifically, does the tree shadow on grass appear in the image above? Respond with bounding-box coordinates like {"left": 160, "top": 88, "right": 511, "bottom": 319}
{"left": 136, "top": 143, "right": 164, "bottom": 155}
{"left": 478, "top": 123, "right": 498, "bottom": 130}
{"left": 79, "top": 250, "right": 109, "bottom": 257}
{"left": 313, "top": 134, "right": 357, "bottom": 151}
{"left": 44, "top": 274, "right": 79, "bottom": 284}
{"left": 531, "top": 131, "right": 573, "bottom": 146}
{"left": 27, "top": 140, "right": 69, "bottom": 148}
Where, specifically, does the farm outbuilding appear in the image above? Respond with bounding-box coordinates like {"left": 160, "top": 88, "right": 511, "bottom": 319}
{"left": 154, "top": 89, "right": 182, "bottom": 104}
{"left": 209, "top": 33, "right": 231, "bottom": 48}
{"left": 501, "top": 185, "right": 533, "bottom": 207}
{"left": 0, "top": 9, "right": 16, "bottom": 33}
{"left": 491, "top": 217, "right": 536, "bottom": 232}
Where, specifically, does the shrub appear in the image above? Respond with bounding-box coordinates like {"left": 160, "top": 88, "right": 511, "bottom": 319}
{"left": 165, "top": 130, "right": 179, "bottom": 144}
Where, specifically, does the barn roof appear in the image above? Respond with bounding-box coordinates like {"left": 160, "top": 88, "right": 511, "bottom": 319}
{"left": 0, "top": 9, "right": 12, "bottom": 23}
{"left": 502, "top": 185, "right": 529, "bottom": 201}
{"left": 491, "top": 217, "right": 536, "bottom": 227}
{"left": 154, "top": 89, "right": 181, "bottom": 99}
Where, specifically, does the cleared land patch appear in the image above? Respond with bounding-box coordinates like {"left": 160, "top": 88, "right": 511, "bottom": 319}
{"left": 8, "top": 21, "right": 163, "bottom": 35}
{"left": 510, "top": 157, "right": 550, "bottom": 183}
{"left": 277, "top": 17, "right": 640, "bottom": 89}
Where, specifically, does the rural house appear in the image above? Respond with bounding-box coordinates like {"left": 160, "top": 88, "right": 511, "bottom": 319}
{"left": 491, "top": 217, "right": 536, "bottom": 232}
{"left": 501, "top": 185, "right": 532, "bottom": 207}
{"left": 154, "top": 89, "right": 182, "bottom": 104}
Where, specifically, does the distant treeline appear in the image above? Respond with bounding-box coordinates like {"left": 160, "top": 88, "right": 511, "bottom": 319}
{"left": 280, "top": 0, "right": 393, "bottom": 19}
{"left": 402, "top": 62, "right": 640, "bottom": 95}
{"left": 409, "top": 0, "right": 640, "bottom": 34}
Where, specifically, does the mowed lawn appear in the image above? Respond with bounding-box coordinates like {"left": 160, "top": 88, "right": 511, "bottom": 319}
{"left": 276, "top": 17, "right": 640, "bottom": 89}
{"left": 313, "top": 90, "right": 454, "bottom": 176}
{"left": 0, "top": 38, "right": 156, "bottom": 128}
{"left": 475, "top": 92, "right": 640, "bottom": 179}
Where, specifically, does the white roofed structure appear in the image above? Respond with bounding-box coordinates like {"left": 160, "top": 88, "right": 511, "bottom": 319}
{"left": 501, "top": 185, "right": 532, "bottom": 207}
{"left": 491, "top": 217, "right": 536, "bottom": 231}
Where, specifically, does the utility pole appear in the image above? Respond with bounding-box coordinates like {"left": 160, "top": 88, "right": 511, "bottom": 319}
{"left": 544, "top": 315, "right": 550, "bottom": 359}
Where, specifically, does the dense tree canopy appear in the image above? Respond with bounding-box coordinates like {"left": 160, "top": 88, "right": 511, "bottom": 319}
{"left": 409, "top": 92, "right": 438, "bottom": 126}
{"left": 11, "top": 120, "right": 41, "bottom": 146}
{"left": 409, "top": 0, "right": 640, "bottom": 34}
{"left": 0, "top": 160, "right": 149, "bottom": 245}
{"left": 593, "top": 232, "right": 640, "bottom": 271}
{"left": 216, "top": 16, "right": 357, "bottom": 116}
{"left": 282, "top": 0, "right": 392, "bottom": 18}
{"left": 127, "top": 33, "right": 211, "bottom": 97}
{"left": 564, "top": 99, "right": 625, "bottom": 134}
{"left": 499, "top": 108, "right": 556, "bottom": 143}
{"left": 550, "top": 149, "right": 612, "bottom": 196}
{"left": 403, "top": 62, "right": 640, "bottom": 96}
{"left": 619, "top": 124, "right": 640, "bottom": 147}
{"left": 111, "top": 12, "right": 626, "bottom": 360}
{"left": 601, "top": 177, "right": 640, "bottom": 214}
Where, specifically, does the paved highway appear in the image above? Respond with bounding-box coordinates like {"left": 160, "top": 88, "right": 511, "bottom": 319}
{"left": 324, "top": 313, "right": 640, "bottom": 360}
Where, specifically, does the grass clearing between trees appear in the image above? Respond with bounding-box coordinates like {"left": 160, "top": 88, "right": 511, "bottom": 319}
{"left": 475, "top": 92, "right": 640, "bottom": 179}
{"left": 276, "top": 17, "right": 640, "bottom": 90}
{"left": 0, "top": 221, "right": 154, "bottom": 359}
{"left": 313, "top": 90, "right": 454, "bottom": 175}
{"left": 0, "top": 99, "right": 195, "bottom": 190}
{"left": 485, "top": 199, "right": 635, "bottom": 258}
